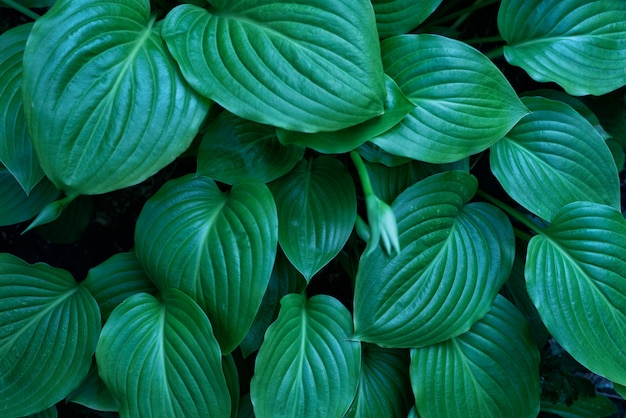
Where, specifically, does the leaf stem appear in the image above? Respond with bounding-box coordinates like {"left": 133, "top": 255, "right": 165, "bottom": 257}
{"left": 427, "top": 0, "right": 500, "bottom": 27}
{"left": 350, "top": 151, "right": 374, "bottom": 197}
{"left": 477, "top": 189, "right": 545, "bottom": 236}
{"left": 0, "top": 0, "right": 41, "bottom": 20}
{"left": 513, "top": 227, "right": 533, "bottom": 242}
{"left": 484, "top": 46, "right": 505, "bottom": 60}
{"left": 464, "top": 35, "right": 504, "bottom": 45}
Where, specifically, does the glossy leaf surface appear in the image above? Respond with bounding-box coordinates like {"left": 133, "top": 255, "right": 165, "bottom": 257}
{"left": 372, "top": 0, "right": 442, "bottom": 38}
{"left": 0, "top": 166, "right": 59, "bottom": 227}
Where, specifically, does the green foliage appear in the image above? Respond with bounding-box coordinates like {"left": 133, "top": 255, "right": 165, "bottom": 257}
{"left": 1, "top": 0, "right": 626, "bottom": 417}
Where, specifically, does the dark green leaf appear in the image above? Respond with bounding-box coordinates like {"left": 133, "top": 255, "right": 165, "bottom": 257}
{"left": 540, "top": 395, "right": 617, "bottom": 418}
{"left": 372, "top": 0, "right": 442, "bottom": 38}
{"left": 0, "top": 166, "right": 59, "bottom": 227}
{"left": 66, "top": 362, "right": 118, "bottom": 412}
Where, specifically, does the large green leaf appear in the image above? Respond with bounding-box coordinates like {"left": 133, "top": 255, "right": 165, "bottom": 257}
{"left": 525, "top": 201, "right": 626, "bottom": 385}
{"left": 371, "top": 34, "right": 528, "bottom": 163}
{"left": 0, "top": 166, "right": 59, "bottom": 227}
{"left": 21, "top": 0, "right": 209, "bottom": 196}
{"left": 161, "top": 0, "right": 385, "bottom": 133}
{"left": 0, "top": 253, "right": 100, "bottom": 417}
{"left": 96, "top": 289, "right": 231, "bottom": 418}
{"left": 372, "top": 0, "right": 442, "bottom": 38}
{"left": 0, "top": 22, "right": 44, "bottom": 194}
{"left": 410, "top": 295, "right": 541, "bottom": 418}
{"left": 353, "top": 171, "right": 515, "bottom": 347}
{"left": 269, "top": 156, "right": 356, "bottom": 281}
{"left": 498, "top": 0, "right": 626, "bottom": 96}
{"left": 250, "top": 294, "right": 360, "bottom": 418}
{"left": 490, "top": 97, "right": 620, "bottom": 222}
{"left": 135, "top": 174, "right": 278, "bottom": 354}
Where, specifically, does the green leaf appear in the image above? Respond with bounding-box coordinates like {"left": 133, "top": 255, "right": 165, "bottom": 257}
{"left": 490, "top": 96, "right": 620, "bottom": 222}
{"left": 344, "top": 345, "right": 413, "bottom": 418}
{"left": 525, "top": 201, "right": 626, "bottom": 385}
{"left": 34, "top": 195, "right": 93, "bottom": 244}
{"left": 365, "top": 159, "right": 430, "bottom": 204}
{"left": 0, "top": 22, "right": 44, "bottom": 194}
{"left": 0, "top": 253, "right": 100, "bottom": 417}
{"left": 25, "top": 405, "right": 58, "bottom": 418}
{"left": 0, "top": 166, "right": 59, "bottom": 227}
{"left": 372, "top": 34, "right": 528, "bottom": 163}
{"left": 270, "top": 156, "right": 356, "bottom": 280}
{"left": 410, "top": 295, "right": 541, "bottom": 418}
{"left": 22, "top": 0, "right": 209, "bottom": 196}
{"left": 96, "top": 289, "right": 231, "bottom": 418}
{"left": 250, "top": 294, "right": 360, "bottom": 418}
{"left": 135, "top": 174, "right": 278, "bottom": 354}
{"left": 0, "top": 0, "right": 55, "bottom": 7}
{"left": 354, "top": 171, "right": 515, "bottom": 347}
{"left": 66, "top": 362, "right": 118, "bottom": 412}
{"left": 197, "top": 110, "right": 304, "bottom": 184}
{"left": 237, "top": 394, "right": 254, "bottom": 418}
{"left": 223, "top": 355, "right": 240, "bottom": 418}
{"left": 161, "top": 0, "right": 385, "bottom": 132}
{"left": 540, "top": 395, "right": 617, "bottom": 418}
{"left": 372, "top": 0, "right": 442, "bottom": 38}
{"left": 585, "top": 91, "right": 626, "bottom": 148}
{"left": 498, "top": 0, "right": 626, "bottom": 95}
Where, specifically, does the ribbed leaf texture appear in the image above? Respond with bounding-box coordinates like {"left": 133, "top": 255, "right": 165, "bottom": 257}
{"left": 371, "top": 0, "right": 442, "bottom": 38}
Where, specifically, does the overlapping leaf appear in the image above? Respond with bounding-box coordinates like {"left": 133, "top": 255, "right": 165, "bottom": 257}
{"left": 21, "top": 0, "right": 209, "bottom": 196}
{"left": 66, "top": 363, "right": 118, "bottom": 412}
{"left": 371, "top": 34, "right": 528, "bottom": 163}
{"left": 0, "top": 166, "right": 59, "bottom": 226}
{"left": 371, "top": 0, "right": 442, "bottom": 38}
{"left": 161, "top": 0, "right": 385, "bottom": 132}
{"left": 354, "top": 171, "right": 515, "bottom": 347}
{"left": 135, "top": 174, "right": 278, "bottom": 354}
{"left": 498, "top": 0, "right": 626, "bottom": 95}
{"left": 410, "top": 295, "right": 540, "bottom": 418}
{"left": 0, "top": 254, "right": 100, "bottom": 417}
{"left": 96, "top": 289, "right": 231, "bottom": 418}
{"left": 525, "top": 201, "right": 626, "bottom": 385}
{"left": 490, "top": 97, "right": 619, "bottom": 222}
{"left": 250, "top": 294, "right": 360, "bottom": 418}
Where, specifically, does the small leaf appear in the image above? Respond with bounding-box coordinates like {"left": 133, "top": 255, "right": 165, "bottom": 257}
{"left": 250, "top": 294, "right": 360, "bottom": 418}
{"left": 96, "top": 289, "right": 231, "bottom": 418}
{"left": 499, "top": 0, "right": 626, "bottom": 95}
{"left": 0, "top": 166, "right": 59, "bottom": 227}
{"left": 0, "top": 253, "right": 100, "bottom": 417}
{"left": 66, "top": 363, "right": 118, "bottom": 412}
{"left": 372, "top": 0, "right": 443, "bottom": 38}
{"left": 525, "top": 201, "right": 626, "bottom": 385}
{"left": 410, "top": 295, "right": 541, "bottom": 418}
{"left": 490, "top": 96, "right": 620, "bottom": 222}
{"left": 372, "top": 34, "right": 528, "bottom": 163}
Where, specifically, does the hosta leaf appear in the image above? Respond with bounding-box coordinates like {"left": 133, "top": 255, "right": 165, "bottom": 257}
{"left": 365, "top": 159, "right": 430, "bottom": 204}
{"left": 27, "top": 405, "right": 57, "bottom": 418}
{"left": 354, "top": 171, "right": 515, "bottom": 347}
{"left": 498, "top": 0, "right": 626, "bottom": 96}
{"left": 525, "top": 201, "right": 626, "bottom": 385}
{"left": 33, "top": 195, "right": 93, "bottom": 244}
{"left": 270, "top": 156, "right": 356, "bottom": 280}
{"left": 0, "top": 253, "right": 100, "bottom": 417}
{"left": 0, "top": 166, "right": 59, "bottom": 227}
{"left": 223, "top": 355, "right": 240, "bottom": 418}
{"left": 66, "top": 363, "right": 117, "bottom": 412}
{"left": 372, "top": 0, "right": 442, "bottom": 38}
{"left": 0, "top": 22, "right": 44, "bottom": 194}
{"left": 135, "top": 174, "right": 278, "bottom": 354}
{"left": 344, "top": 345, "right": 413, "bottom": 418}
{"left": 372, "top": 34, "right": 527, "bottom": 163}
{"left": 96, "top": 289, "right": 231, "bottom": 418}
{"left": 540, "top": 395, "right": 617, "bottom": 418}
{"left": 197, "top": 110, "right": 303, "bottom": 184}
{"left": 161, "top": 0, "right": 385, "bottom": 132}
{"left": 22, "top": 0, "right": 209, "bottom": 196}
{"left": 490, "top": 97, "right": 619, "bottom": 222}
{"left": 250, "top": 294, "right": 360, "bottom": 418}
{"left": 410, "top": 295, "right": 541, "bottom": 418}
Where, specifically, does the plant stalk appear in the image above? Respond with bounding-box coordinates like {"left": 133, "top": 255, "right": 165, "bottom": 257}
{"left": 0, "top": 0, "right": 41, "bottom": 20}
{"left": 350, "top": 151, "right": 374, "bottom": 197}
{"left": 477, "top": 189, "right": 545, "bottom": 237}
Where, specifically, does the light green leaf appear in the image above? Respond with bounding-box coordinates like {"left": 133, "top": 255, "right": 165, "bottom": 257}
{"left": 135, "top": 174, "right": 278, "bottom": 354}
{"left": 161, "top": 0, "right": 385, "bottom": 132}
{"left": 490, "top": 96, "right": 620, "bottom": 222}
{"left": 269, "top": 156, "right": 356, "bottom": 281}
{"left": 354, "top": 171, "right": 515, "bottom": 347}
{"left": 499, "top": 0, "right": 626, "bottom": 95}
{"left": 197, "top": 110, "right": 304, "bottom": 184}
{"left": 250, "top": 294, "right": 360, "bottom": 418}
{"left": 66, "top": 362, "right": 118, "bottom": 412}
{"left": 0, "top": 253, "right": 100, "bottom": 417}
{"left": 344, "top": 344, "right": 413, "bottom": 418}
{"left": 22, "top": 0, "right": 209, "bottom": 196}
{"left": 96, "top": 289, "right": 231, "bottom": 418}
{"left": 525, "top": 201, "right": 626, "bottom": 385}
{"left": 410, "top": 295, "right": 541, "bottom": 418}
{"left": 0, "top": 22, "right": 43, "bottom": 194}
{"left": 540, "top": 395, "right": 617, "bottom": 418}
{"left": 372, "top": 0, "right": 442, "bottom": 38}
{"left": 372, "top": 34, "right": 528, "bottom": 163}
{"left": 0, "top": 166, "right": 59, "bottom": 227}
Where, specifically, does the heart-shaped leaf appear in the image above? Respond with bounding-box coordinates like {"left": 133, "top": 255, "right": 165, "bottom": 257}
{"left": 96, "top": 289, "right": 231, "bottom": 418}
{"left": 490, "top": 96, "right": 620, "bottom": 222}
{"left": 270, "top": 156, "right": 356, "bottom": 281}
{"left": 135, "top": 174, "right": 278, "bottom": 354}
{"left": 410, "top": 295, "right": 541, "bottom": 418}
{"left": 161, "top": 0, "right": 385, "bottom": 132}
{"left": 371, "top": 34, "right": 528, "bottom": 163}
{"left": 0, "top": 253, "right": 100, "bottom": 417}
{"left": 498, "top": 0, "right": 626, "bottom": 95}
{"left": 354, "top": 171, "right": 515, "bottom": 347}
{"left": 371, "top": 0, "right": 442, "bottom": 38}
{"left": 22, "top": 0, "right": 209, "bottom": 196}
{"left": 0, "top": 166, "right": 59, "bottom": 227}
{"left": 250, "top": 294, "right": 360, "bottom": 418}
{"left": 0, "top": 22, "right": 44, "bottom": 194}
{"left": 525, "top": 201, "right": 626, "bottom": 385}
